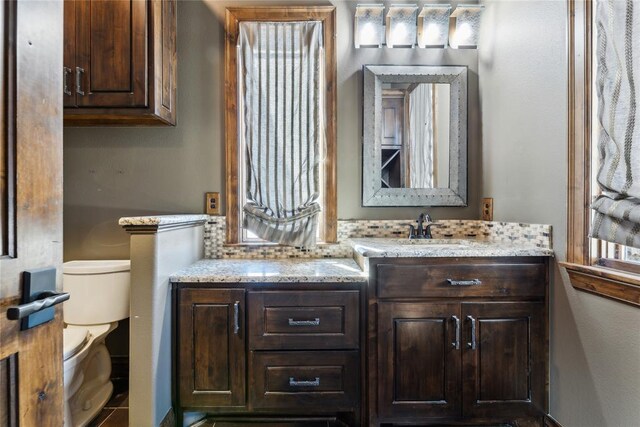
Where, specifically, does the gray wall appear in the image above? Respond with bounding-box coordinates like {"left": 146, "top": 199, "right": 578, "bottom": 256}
{"left": 63, "top": 0, "right": 481, "bottom": 261}
{"left": 480, "top": 1, "right": 640, "bottom": 425}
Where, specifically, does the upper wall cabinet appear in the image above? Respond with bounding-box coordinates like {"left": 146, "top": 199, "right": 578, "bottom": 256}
{"left": 63, "top": 0, "right": 177, "bottom": 126}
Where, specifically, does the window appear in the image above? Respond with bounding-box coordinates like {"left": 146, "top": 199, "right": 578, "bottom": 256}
{"left": 224, "top": 7, "right": 337, "bottom": 245}
{"left": 564, "top": 0, "right": 640, "bottom": 307}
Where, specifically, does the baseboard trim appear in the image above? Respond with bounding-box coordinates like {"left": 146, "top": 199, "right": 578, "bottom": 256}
{"left": 545, "top": 414, "right": 564, "bottom": 427}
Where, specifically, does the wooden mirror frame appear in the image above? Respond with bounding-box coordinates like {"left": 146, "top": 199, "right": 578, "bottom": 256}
{"left": 224, "top": 6, "right": 337, "bottom": 244}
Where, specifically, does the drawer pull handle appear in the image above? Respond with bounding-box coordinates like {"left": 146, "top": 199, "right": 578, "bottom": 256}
{"left": 467, "top": 315, "right": 477, "bottom": 350}
{"left": 447, "top": 278, "right": 482, "bottom": 286}
{"left": 451, "top": 315, "right": 460, "bottom": 350}
{"left": 289, "top": 377, "right": 320, "bottom": 387}
{"left": 288, "top": 318, "right": 320, "bottom": 327}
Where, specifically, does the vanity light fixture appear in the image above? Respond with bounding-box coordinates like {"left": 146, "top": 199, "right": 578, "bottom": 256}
{"left": 385, "top": 4, "right": 419, "bottom": 48}
{"left": 450, "top": 4, "right": 484, "bottom": 49}
{"left": 354, "top": 4, "right": 385, "bottom": 48}
{"left": 417, "top": 4, "right": 452, "bottom": 48}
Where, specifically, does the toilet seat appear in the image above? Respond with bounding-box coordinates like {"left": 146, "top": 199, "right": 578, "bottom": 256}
{"left": 64, "top": 327, "right": 89, "bottom": 361}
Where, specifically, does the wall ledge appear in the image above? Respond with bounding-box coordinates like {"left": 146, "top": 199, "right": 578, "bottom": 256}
{"left": 119, "top": 214, "right": 208, "bottom": 234}
{"left": 560, "top": 262, "right": 640, "bottom": 308}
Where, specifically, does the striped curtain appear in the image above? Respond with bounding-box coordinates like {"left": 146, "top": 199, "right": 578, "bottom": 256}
{"left": 590, "top": 0, "right": 640, "bottom": 249}
{"left": 408, "top": 84, "right": 434, "bottom": 188}
{"left": 238, "top": 21, "right": 324, "bottom": 247}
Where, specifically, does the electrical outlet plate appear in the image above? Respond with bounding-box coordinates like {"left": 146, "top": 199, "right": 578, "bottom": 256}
{"left": 205, "top": 192, "right": 220, "bottom": 215}
{"left": 481, "top": 197, "right": 493, "bottom": 221}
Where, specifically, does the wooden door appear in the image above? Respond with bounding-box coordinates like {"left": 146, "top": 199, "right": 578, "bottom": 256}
{"left": 0, "top": 1, "right": 64, "bottom": 425}
{"left": 461, "top": 302, "right": 546, "bottom": 418}
{"left": 178, "top": 288, "right": 246, "bottom": 408}
{"left": 75, "top": 0, "right": 148, "bottom": 108}
{"left": 378, "top": 302, "right": 461, "bottom": 420}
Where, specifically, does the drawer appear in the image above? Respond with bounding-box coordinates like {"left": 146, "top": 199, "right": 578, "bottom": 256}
{"left": 248, "top": 290, "right": 359, "bottom": 350}
{"left": 377, "top": 262, "right": 546, "bottom": 298}
{"left": 250, "top": 351, "right": 359, "bottom": 410}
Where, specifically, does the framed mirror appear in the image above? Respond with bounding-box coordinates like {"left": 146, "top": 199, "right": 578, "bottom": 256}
{"left": 362, "top": 65, "right": 467, "bottom": 206}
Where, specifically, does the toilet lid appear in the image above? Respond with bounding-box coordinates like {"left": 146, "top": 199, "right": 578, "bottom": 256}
{"left": 63, "top": 327, "right": 89, "bottom": 361}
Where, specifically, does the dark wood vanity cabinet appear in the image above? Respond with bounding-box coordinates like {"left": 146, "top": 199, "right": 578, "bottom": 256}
{"left": 63, "top": 0, "right": 176, "bottom": 125}
{"left": 369, "top": 257, "right": 549, "bottom": 426}
{"left": 178, "top": 289, "right": 246, "bottom": 408}
{"left": 175, "top": 284, "right": 362, "bottom": 426}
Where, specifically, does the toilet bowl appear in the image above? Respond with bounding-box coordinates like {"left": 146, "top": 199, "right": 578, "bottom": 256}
{"left": 62, "top": 260, "right": 130, "bottom": 427}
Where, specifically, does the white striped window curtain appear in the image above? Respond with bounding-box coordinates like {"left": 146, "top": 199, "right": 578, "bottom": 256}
{"left": 408, "top": 84, "right": 434, "bottom": 188}
{"left": 238, "top": 21, "right": 325, "bottom": 247}
{"left": 591, "top": 0, "right": 640, "bottom": 249}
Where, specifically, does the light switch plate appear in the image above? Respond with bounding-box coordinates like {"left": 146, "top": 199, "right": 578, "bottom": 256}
{"left": 481, "top": 197, "right": 493, "bottom": 221}
{"left": 205, "top": 192, "right": 220, "bottom": 215}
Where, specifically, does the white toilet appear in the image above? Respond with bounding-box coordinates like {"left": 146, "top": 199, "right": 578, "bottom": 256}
{"left": 62, "top": 260, "right": 131, "bottom": 427}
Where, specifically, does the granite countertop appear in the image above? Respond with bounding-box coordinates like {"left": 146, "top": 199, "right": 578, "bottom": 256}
{"left": 348, "top": 238, "right": 554, "bottom": 258}
{"left": 119, "top": 214, "right": 209, "bottom": 227}
{"left": 171, "top": 258, "right": 368, "bottom": 283}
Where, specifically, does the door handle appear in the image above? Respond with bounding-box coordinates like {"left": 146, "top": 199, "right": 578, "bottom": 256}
{"left": 6, "top": 291, "right": 69, "bottom": 321}
{"left": 75, "top": 67, "right": 85, "bottom": 95}
{"left": 467, "top": 315, "right": 477, "bottom": 350}
{"left": 63, "top": 67, "right": 72, "bottom": 95}
{"left": 451, "top": 315, "right": 460, "bottom": 350}
{"left": 233, "top": 301, "right": 240, "bottom": 335}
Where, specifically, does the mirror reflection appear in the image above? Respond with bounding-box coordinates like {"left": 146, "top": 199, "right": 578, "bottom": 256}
{"left": 380, "top": 83, "right": 450, "bottom": 189}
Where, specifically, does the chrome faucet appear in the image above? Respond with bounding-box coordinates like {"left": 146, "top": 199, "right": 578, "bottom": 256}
{"left": 408, "top": 212, "right": 439, "bottom": 239}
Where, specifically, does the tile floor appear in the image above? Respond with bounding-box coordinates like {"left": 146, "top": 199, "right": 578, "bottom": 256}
{"left": 87, "top": 389, "right": 128, "bottom": 427}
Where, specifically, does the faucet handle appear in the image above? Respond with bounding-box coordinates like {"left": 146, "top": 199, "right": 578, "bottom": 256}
{"left": 404, "top": 223, "right": 417, "bottom": 239}
{"left": 423, "top": 222, "right": 441, "bottom": 239}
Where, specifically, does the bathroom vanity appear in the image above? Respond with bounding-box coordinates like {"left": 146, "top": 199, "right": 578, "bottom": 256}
{"left": 171, "top": 259, "right": 368, "bottom": 426}
{"left": 170, "top": 239, "right": 552, "bottom": 427}
{"left": 351, "top": 238, "right": 551, "bottom": 426}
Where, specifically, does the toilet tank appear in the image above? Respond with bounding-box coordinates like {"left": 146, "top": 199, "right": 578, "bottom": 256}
{"left": 63, "top": 260, "right": 130, "bottom": 325}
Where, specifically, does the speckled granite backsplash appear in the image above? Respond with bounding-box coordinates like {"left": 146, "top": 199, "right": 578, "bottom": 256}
{"left": 204, "top": 217, "right": 552, "bottom": 259}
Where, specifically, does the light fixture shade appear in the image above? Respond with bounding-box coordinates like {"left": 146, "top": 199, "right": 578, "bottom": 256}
{"left": 385, "top": 5, "right": 419, "bottom": 48}
{"left": 417, "top": 4, "right": 452, "bottom": 48}
{"left": 450, "top": 4, "right": 484, "bottom": 49}
{"left": 354, "top": 4, "right": 385, "bottom": 48}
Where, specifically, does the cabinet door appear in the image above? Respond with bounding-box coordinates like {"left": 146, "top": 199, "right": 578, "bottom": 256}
{"left": 462, "top": 302, "right": 546, "bottom": 418}
{"left": 63, "top": 0, "right": 76, "bottom": 106}
{"left": 178, "top": 288, "right": 246, "bottom": 408}
{"left": 378, "top": 302, "right": 461, "bottom": 419}
{"left": 75, "top": 0, "right": 147, "bottom": 107}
